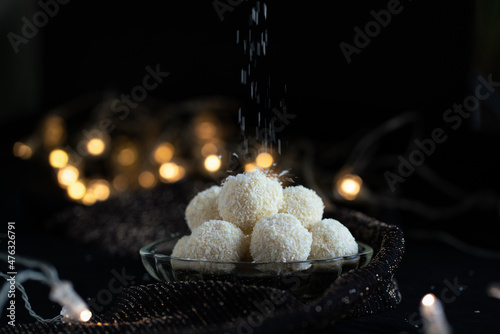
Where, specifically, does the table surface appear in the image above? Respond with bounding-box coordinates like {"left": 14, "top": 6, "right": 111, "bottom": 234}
{"left": 1, "top": 229, "right": 499, "bottom": 334}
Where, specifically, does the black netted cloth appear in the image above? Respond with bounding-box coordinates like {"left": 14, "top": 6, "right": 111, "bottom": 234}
{"left": 5, "top": 180, "right": 405, "bottom": 333}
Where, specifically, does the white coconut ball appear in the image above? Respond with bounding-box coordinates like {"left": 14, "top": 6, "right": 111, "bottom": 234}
{"left": 218, "top": 171, "right": 283, "bottom": 234}
{"left": 279, "top": 185, "right": 324, "bottom": 230}
{"left": 185, "top": 220, "right": 247, "bottom": 262}
{"left": 171, "top": 235, "right": 191, "bottom": 258}
{"left": 309, "top": 218, "right": 358, "bottom": 259}
{"left": 185, "top": 185, "right": 222, "bottom": 231}
{"left": 250, "top": 213, "right": 312, "bottom": 263}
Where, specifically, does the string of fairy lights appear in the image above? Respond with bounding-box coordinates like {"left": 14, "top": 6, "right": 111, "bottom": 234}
{"left": 11, "top": 97, "right": 284, "bottom": 206}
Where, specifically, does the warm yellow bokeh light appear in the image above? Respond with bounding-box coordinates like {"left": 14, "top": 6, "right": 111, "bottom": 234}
{"left": 337, "top": 174, "right": 363, "bottom": 201}
{"left": 57, "top": 166, "right": 79, "bottom": 187}
{"left": 49, "top": 149, "right": 68, "bottom": 168}
{"left": 244, "top": 162, "right": 258, "bottom": 173}
{"left": 87, "top": 139, "right": 105, "bottom": 156}
{"left": 112, "top": 174, "right": 129, "bottom": 192}
{"left": 153, "top": 143, "right": 174, "bottom": 164}
{"left": 82, "top": 192, "right": 97, "bottom": 206}
{"left": 256, "top": 152, "right": 274, "bottom": 169}
{"left": 422, "top": 294, "right": 435, "bottom": 307}
{"left": 159, "top": 162, "right": 184, "bottom": 182}
{"left": 138, "top": 171, "right": 156, "bottom": 188}
{"left": 88, "top": 179, "right": 110, "bottom": 201}
{"left": 195, "top": 121, "right": 217, "bottom": 139}
{"left": 201, "top": 142, "right": 218, "bottom": 157}
{"left": 117, "top": 147, "right": 137, "bottom": 166}
{"left": 42, "top": 115, "right": 66, "bottom": 147}
{"left": 204, "top": 155, "right": 221, "bottom": 172}
{"left": 67, "top": 181, "right": 86, "bottom": 200}
{"left": 79, "top": 310, "right": 92, "bottom": 322}
{"left": 13, "top": 142, "right": 33, "bottom": 160}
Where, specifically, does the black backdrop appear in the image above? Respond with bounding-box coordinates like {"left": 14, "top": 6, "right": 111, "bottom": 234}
{"left": 1, "top": 0, "right": 500, "bottom": 333}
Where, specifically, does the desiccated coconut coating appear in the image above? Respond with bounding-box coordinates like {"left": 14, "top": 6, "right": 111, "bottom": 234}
{"left": 185, "top": 185, "right": 222, "bottom": 231}
{"left": 279, "top": 185, "right": 324, "bottom": 230}
{"left": 309, "top": 218, "right": 358, "bottom": 259}
{"left": 217, "top": 171, "right": 283, "bottom": 234}
{"left": 185, "top": 220, "right": 247, "bottom": 262}
{"left": 250, "top": 213, "right": 312, "bottom": 263}
{"left": 171, "top": 235, "right": 191, "bottom": 258}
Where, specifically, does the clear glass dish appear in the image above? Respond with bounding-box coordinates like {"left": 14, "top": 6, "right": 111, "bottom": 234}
{"left": 140, "top": 234, "right": 373, "bottom": 301}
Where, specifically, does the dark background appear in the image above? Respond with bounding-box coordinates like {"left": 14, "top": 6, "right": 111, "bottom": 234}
{"left": 1, "top": 0, "right": 500, "bottom": 333}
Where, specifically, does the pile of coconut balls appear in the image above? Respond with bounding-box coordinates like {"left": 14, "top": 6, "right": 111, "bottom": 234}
{"left": 172, "top": 170, "right": 359, "bottom": 264}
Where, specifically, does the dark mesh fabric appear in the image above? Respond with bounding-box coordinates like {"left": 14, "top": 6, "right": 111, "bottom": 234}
{"left": 4, "top": 181, "right": 405, "bottom": 333}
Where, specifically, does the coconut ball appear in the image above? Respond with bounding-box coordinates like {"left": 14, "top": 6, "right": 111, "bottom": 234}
{"left": 309, "top": 219, "right": 358, "bottom": 259}
{"left": 171, "top": 235, "right": 191, "bottom": 258}
{"left": 250, "top": 213, "right": 312, "bottom": 263}
{"left": 218, "top": 171, "right": 283, "bottom": 234}
{"left": 185, "top": 185, "right": 222, "bottom": 231}
{"left": 185, "top": 220, "right": 247, "bottom": 262}
{"left": 279, "top": 185, "right": 324, "bottom": 230}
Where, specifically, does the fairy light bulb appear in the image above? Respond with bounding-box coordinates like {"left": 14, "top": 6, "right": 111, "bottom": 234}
{"left": 244, "top": 162, "right": 258, "bottom": 173}
{"left": 13, "top": 142, "right": 33, "bottom": 160}
{"left": 87, "top": 139, "right": 105, "bottom": 156}
{"left": 117, "top": 147, "right": 137, "bottom": 166}
{"left": 256, "top": 152, "right": 273, "bottom": 169}
{"left": 67, "top": 181, "right": 86, "bottom": 200}
{"left": 204, "top": 154, "right": 221, "bottom": 172}
{"left": 195, "top": 121, "right": 217, "bottom": 139}
{"left": 153, "top": 142, "right": 174, "bottom": 164}
{"left": 79, "top": 310, "right": 92, "bottom": 322}
{"left": 42, "top": 115, "right": 66, "bottom": 147}
{"left": 420, "top": 293, "right": 451, "bottom": 334}
{"left": 201, "top": 142, "right": 218, "bottom": 157}
{"left": 57, "top": 166, "right": 79, "bottom": 187}
{"left": 49, "top": 149, "right": 69, "bottom": 168}
{"left": 138, "top": 171, "right": 156, "bottom": 188}
{"left": 81, "top": 192, "right": 97, "bottom": 206}
{"left": 337, "top": 174, "right": 363, "bottom": 201}
{"left": 159, "top": 162, "right": 185, "bottom": 182}
{"left": 112, "top": 174, "right": 129, "bottom": 192}
{"left": 88, "top": 179, "right": 110, "bottom": 201}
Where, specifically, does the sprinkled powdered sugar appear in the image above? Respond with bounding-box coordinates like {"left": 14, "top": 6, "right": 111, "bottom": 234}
{"left": 250, "top": 213, "right": 312, "bottom": 263}
{"left": 185, "top": 185, "right": 222, "bottom": 231}
{"left": 279, "top": 185, "right": 324, "bottom": 230}
{"left": 217, "top": 170, "right": 283, "bottom": 234}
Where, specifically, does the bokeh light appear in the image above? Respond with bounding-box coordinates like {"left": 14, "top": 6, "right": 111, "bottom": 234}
{"left": 13, "top": 142, "right": 33, "bottom": 160}
{"left": 159, "top": 162, "right": 185, "bottom": 182}
{"left": 256, "top": 152, "right": 273, "bottom": 169}
{"left": 117, "top": 147, "right": 137, "bottom": 166}
{"left": 337, "top": 174, "right": 363, "bottom": 201}
{"left": 204, "top": 154, "right": 221, "bottom": 172}
{"left": 138, "top": 171, "right": 156, "bottom": 188}
{"left": 87, "top": 138, "right": 105, "bottom": 156}
{"left": 153, "top": 142, "right": 174, "bottom": 164}
{"left": 49, "top": 149, "right": 69, "bottom": 168}
{"left": 57, "top": 166, "right": 79, "bottom": 187}
{"left": 88, "top": 179, "right": 110, "bottom": 201}
{"left": 67, "top": 181, "right": 86, "bottom": 200}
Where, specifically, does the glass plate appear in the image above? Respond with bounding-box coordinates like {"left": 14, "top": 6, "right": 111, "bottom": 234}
{"left": 140, "top": 234, "right": 373, "bottom": 301}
